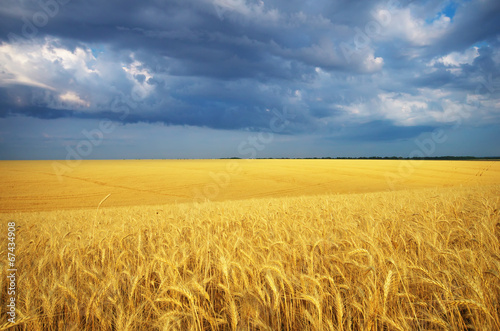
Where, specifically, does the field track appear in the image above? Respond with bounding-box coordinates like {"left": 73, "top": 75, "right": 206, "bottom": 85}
{"left": 1, "top": 160, "right": 499, "bottom": 212}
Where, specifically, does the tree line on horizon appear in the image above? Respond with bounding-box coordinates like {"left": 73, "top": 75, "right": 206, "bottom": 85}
{"left": 221, "top": 156, "right": 500, "bottom": 160}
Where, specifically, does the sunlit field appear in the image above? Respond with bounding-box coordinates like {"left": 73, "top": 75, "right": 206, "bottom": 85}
{"left": 1, "top": 160, "right": 500, "bottom": 330}
{"left": 1, "top": 159, "right": 499, "bottom": 212}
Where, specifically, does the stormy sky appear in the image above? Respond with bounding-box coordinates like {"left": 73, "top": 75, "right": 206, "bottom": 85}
{"left": 0, "top": 0, "right": 499, "bottom": 159}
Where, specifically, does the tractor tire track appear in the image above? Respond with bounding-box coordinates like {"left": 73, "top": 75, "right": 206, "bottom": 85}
{"left": 35, "top": 170, "right": 192, "bottom": 199}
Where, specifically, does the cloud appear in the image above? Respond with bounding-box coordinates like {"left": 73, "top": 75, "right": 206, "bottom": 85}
{"left": 0, "top": 0, "right": 499, "bottom": 159}
{"left": 333, "top": 120, "right": 437, "bottom": 142}
{"left": 59, "top": 91, "right": 90, "bottom": 108}
{"left": 379, "top": 7, "right": 451, "bottom": 46}
{"left": 432, "top": 47, "right": 480, "bottom": 67}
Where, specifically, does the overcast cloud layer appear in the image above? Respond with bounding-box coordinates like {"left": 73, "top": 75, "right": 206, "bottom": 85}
{"left": 0, "top": 0, "right": 499, "bottom": 159}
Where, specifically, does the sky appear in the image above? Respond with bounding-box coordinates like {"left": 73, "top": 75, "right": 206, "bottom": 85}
{"left": 0, "top": 0, "right": 499, "bottom": 160}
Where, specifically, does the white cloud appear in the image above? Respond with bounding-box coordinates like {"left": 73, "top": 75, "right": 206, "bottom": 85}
{"left": 0, "top": 43, "right": 56, "bottom": 90}
{"left": 212, "top": 0, "right": 280, "bottom": 24}
{"left": 0, "top": 38, "right": 99, "bottom": 91}
{"left": 122, "top": 56, "right": 156, "bottom": 100}
{"left": 433, "top": 47, "right": 480, "bottom": 67}
{"left": 363, "top": 53, "right": 384, "bottom": 73}
{"left": 376, "top": 89, "right": 484, "bottom": 126}
{"left": 377, "top": 92, "right": 429, "bottom": 126}
{"left": 0, "top": 38, "right": 147, "bottom": 113}
{"left": 382, "top": 9, "right": 451, "bottom": 46}
{"left": 334, "top": 87, "right": 493, "bottom": 127}
{"left": 59, "top": 91, "right": 90, "bottom": 108}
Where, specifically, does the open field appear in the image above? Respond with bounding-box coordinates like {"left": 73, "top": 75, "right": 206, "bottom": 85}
{"left": 1, "top": 160, "right": 500, "bottom": 330}
{"left": 1, "top": 160, "right": 499, "bottom": 212}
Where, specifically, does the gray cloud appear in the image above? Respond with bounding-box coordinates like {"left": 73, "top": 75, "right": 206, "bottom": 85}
{"left": 0, "top": 0, "right": 499, "bottom": 158}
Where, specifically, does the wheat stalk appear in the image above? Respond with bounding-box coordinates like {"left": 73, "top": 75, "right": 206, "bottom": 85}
{"left": 383, "top": 270, "right": 394, "bottom": 315}
{"left": 91, "top": 193, "right": 111, "bottom": 244}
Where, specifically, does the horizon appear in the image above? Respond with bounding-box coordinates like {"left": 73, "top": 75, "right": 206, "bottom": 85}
{"left": 2, "top": 156, "right": 499, "bottom": 161}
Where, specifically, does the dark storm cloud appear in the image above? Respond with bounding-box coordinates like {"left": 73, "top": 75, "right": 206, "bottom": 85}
{"left": 334, "top": 120, "right": 437, "bottom": 142}
{"left": 0, "top": 0, "right": 499, "bottom": 148}
{"left": 0, "top": 0, "right": 381, "bottom": 79}
{"left": 429, "top": 0, "right": 500, "bottom": 54}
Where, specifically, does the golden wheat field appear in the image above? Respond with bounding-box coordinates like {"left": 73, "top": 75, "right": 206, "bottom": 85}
{"left": 1, "top": 159, "right": 499, "bottom": 212}
{"left": 1, "top": 160, "right": 500, "bottom": 330}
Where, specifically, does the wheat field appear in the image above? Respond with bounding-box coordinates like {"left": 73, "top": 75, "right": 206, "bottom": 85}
{"left": 1, "top": 160, "right": 500, "bottom": 330}
{"left": 1, "top": 159, "right": 499, "bottom": 212}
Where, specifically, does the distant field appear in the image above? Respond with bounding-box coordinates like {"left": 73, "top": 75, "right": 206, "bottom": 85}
{"left": 1, "top": 159, "right": 499, "bottom": 212}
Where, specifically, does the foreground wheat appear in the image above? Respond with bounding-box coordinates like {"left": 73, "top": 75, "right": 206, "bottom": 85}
{"left": 1, "top": 185, "right": 500, "bottom": 330}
